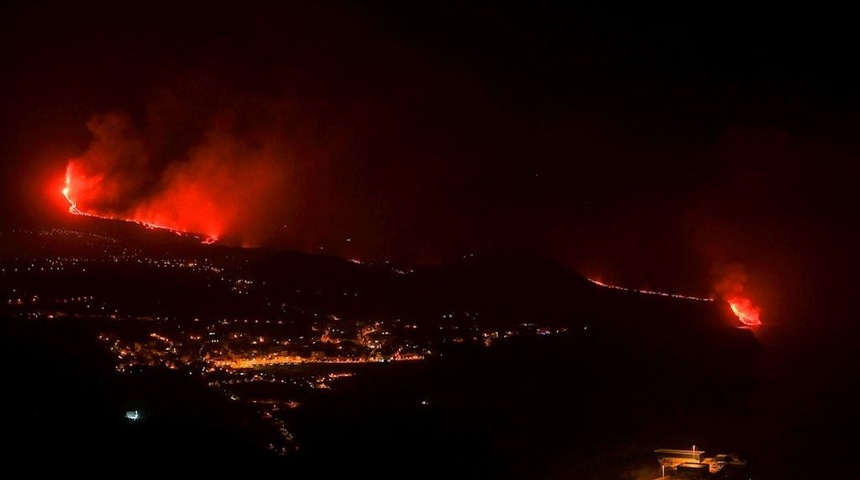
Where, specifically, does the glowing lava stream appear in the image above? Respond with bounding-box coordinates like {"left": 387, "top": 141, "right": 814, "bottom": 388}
{"left": 586, "top": 277, "right": 714, "bottom": 302}
{"left": 62, "top": 164, "right": 219, "bottom": 245}
{"left": 586, "top": 277, "right": 762, "bottom": 326}
{"left": 727, "top": 298, "right": 761, "bottom": 326}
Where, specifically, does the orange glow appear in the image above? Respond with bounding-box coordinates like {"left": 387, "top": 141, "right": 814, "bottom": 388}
{"left": 62, "top": 160, "right": 220, "bottom": 244}
{"left": 728, "top": 297, "right": 761, "bottom": 326}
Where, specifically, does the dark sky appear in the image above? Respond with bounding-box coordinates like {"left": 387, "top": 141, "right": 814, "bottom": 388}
{"left": 2, "top": 1, "right": 858, "bottom": 332}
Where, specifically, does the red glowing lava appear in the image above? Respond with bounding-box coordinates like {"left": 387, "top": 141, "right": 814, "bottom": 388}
{"left": 727, "top": 298, "right": 761, "bottom": 326}
{"left": 587, "top": 276, "right": 762, "bottom": 326}
{"left": 712, "top": 264, "right": 763, "bottom": 326}
{"left": 61, "top": 168, "right": 79, "bottom": 214}
{"left": 585, "top": 277, "right": 714, "bottom": 302}
{"left": 62, "top": 161, "right": 219, "bottom": 244}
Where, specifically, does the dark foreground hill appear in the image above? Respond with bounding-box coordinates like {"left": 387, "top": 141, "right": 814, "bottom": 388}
{"left": 0, "top": 319, "right": 277, "bottom": 472}
{"left": 1, "top": 227, "right": 762, "bottom": 478}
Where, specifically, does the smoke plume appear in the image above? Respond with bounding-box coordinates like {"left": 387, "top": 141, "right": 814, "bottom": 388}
{"left": 65, "top": 107, "right": 287, "bottom": 246}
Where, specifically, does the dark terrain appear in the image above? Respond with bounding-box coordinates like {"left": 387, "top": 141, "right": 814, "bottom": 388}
{"left": 1, "top": 227, "right": 765, "bottom": 478}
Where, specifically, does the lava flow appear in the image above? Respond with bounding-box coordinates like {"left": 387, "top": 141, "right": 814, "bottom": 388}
{"left": 586, "top": 276, "right": 762, "bottom": 326}
{"left": 61, "top": 167, "right": 83, "bottom": 216}
{"left": 727, "top": 298, "right": 761, "bottom": 326}
{"left": 586, "top": 277, "right": 714, "bottom": 302}
{"left": 61, "top": 162, "right": 219, "bottom": 244}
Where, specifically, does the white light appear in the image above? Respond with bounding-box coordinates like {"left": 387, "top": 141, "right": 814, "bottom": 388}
{"left": 125, "top": 410, "right": 142, "bottom": 421}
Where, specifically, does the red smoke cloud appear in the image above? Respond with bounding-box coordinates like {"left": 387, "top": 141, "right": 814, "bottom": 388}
{"left": 62, "top": 112, "right": 285, "bottom": 246}
{"left": 714, "top": 263, "right": 762, "bottom": 326}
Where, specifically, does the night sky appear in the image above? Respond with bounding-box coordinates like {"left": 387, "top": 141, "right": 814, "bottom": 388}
{"left": 2, "top": 1, "right": 858, "bottom": 338}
